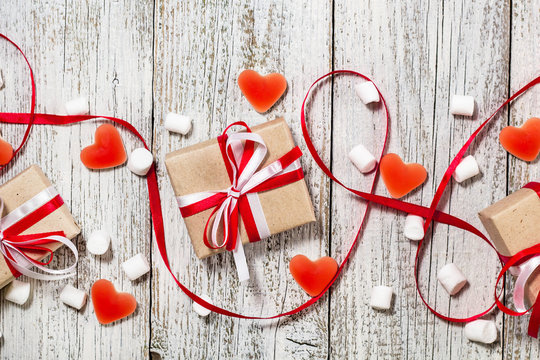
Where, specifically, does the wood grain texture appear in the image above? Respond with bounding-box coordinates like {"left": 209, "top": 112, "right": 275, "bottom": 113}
{"left": 504, "top": 0, "right": 540, "bottom": 358}
{"left": 0, "top": 0, "right": 154, "bottom": 359}
{"left": 0, "top": 0, "right": 539, "bottom": 359}
{"left": 150, "top": 0, "right": 332, "bottom": 359}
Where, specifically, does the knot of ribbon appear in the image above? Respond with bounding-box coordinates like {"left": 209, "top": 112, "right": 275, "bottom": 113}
{"left": 177, "top": 121, "right": 304, "bottom": 281}
{"left": 0, "top": 186, "right": 78, "bottom": 281}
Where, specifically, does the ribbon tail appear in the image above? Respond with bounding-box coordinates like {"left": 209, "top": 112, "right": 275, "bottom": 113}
{"left": 232, "top": 229, "right": 249, "bottom": 282}
{"left": 528, "top": 291, "right": 540, "bottom": 338}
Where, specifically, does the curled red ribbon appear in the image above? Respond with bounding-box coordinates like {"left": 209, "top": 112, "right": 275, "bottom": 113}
{"left": 2, "top": 33, "right": 540, "bottom": 332}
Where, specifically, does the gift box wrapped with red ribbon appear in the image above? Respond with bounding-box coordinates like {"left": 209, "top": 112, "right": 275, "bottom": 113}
{"left": 479, "top": 182, "right": 540, "bottom": 308}
{"left": 0, "top": 165, "right": 81, "bottom": 289}
{"left": 165, "top": 118, "right": 315, "bottom": 281}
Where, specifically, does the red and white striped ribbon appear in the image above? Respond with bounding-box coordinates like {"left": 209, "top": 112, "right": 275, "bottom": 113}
{"left": 177, "top": 130, "right": 302, "bottom": 281}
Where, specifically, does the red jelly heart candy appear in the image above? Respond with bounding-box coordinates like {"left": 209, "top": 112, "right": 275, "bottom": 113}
{"left": 238, "top": 69, "right": 287, "bottom": 113}
{"left": 0, "top": 136, "right": 13, "bottom": 165}
{"left": 91, "top": 279, "right": 137, "bottom": 325}
{"left": 499, "top": 117, "right": 540, "bottom": 161}
{"left": 289, "top": 255, "right": 338, "bottom": 297}
{"left": 80, "top": 124, "right": 127, "bottom": 169}
{"left": 380, "top": 153, "right": 427, "bottom": 199}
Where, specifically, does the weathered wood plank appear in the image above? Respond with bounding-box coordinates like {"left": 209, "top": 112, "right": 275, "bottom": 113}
{"left": 150, "top": 0, "right": 332, "bottom": 359}
{"left": 331, "top": 0, "right": 509, "bottom": 359}
{"left": 503, "top": 0, "right": 540, "bottom": 359}
{"left": 0, "top": 0, "right": 154, "bottom": 359}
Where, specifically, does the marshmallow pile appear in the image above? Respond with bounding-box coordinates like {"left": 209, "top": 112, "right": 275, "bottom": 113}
{"left": 370, "top": 286, "right": 393, "bottom": 310}
{"left": 437, "top": 263, "right": 468, "bottom": 295}
{"left": 346, "top": 82, "right": 381, "bottom": 174}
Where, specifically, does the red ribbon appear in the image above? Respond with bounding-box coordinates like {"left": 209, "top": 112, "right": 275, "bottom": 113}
{"left": 178, "top": 121, "right": 305, "bottom": 253}
{"left": 2, "top": 33, "right": 540, "bottom": 330}
{"left": 2, "top": 193, "right": 66, "bottom": 277}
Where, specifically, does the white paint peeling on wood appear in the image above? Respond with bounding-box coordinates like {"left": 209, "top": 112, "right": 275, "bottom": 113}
{"left": 0, "top": 0, "right": 538, "bottom": 359}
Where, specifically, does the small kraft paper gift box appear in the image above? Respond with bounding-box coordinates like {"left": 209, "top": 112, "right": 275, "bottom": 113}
{"left": 478, "top": 183, "right": 540, "bottom": 305}
{"left": 0, "top": 165, "right": 81, "bottom": 289}
{"left": 165, "top": 118, "right": 315, "bottom": 278}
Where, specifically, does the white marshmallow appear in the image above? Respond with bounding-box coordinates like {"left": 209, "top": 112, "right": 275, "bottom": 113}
{"left": 348, "top": 144, "right": 377, "bottom": 173}
{"left": 127, "top": 148, "right": 153, "bottom": 176}
{"left": 403, "top": 214, "right": 425, "bottom": 241}
{"left": 453, "top": 155, "right": 480, "bottom": 183}
{"left": 87, "top": 229, "right": 111, "bottom": 255}
{"left": 193, "top": 294, "right": 213, "bottom": 317}
{"left": 122, "top": 253, "right": 150, "bottom": 281}
{"left": 65, "top": 96, "right": 89, "bottom": 115}
{"left": 4, "top": 280, "right": 31, "bottom": 305}
{"left": 450, "top": 95, "right": 475, "bottom": 116}
{"left": 370, "top": 286, "right": 393, "bottom": 310}
{"left": 464, "top": 320, "right": 498, "bottom": 344}
{"left": 438, "top": 263, "right": 468, "bottom": 295}
{"left": 165, "top": 113, "right": 192, "bottom": 135}
{"left": 59, "top": 284, "right": 87, "bottom": 310}
{"left": 354, "top": 81, "right": 380, "bottom": 104}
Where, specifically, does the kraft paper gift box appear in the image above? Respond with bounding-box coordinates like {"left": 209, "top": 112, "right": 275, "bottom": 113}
{"left": 165, "top": 117, "right": 316, "bottom": 259}
{"left": 0, "top": 165, "right": 81, "bottom": 289}
{"left": 479, "top": 186, "right": 540, "bottom": 305}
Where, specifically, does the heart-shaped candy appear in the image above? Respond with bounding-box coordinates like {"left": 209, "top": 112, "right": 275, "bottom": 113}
{"left": 238, "top": 70, "right": 287, "bottom": 113}
{"left": 380, "top": 153, "right": 427, "bottom": 198}
{"left": 0, "top": 136, "right": 13, "bottom": 165}
{"left": 289, "top": 255, "right": 338, "bottom": 297}
{"left": 80, "top": 124, "right": 127, "bottom": 169}
{"left": 499, "top": 117, "right": 540, "bottom": 161}
{"left": 91, "top": 279, "right": 137, "bottom": 325}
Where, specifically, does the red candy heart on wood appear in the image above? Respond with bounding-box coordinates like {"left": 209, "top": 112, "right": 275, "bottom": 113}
{"left": 91, "top": 279, "right": 137, "bottom": 324}
{"left": 499, "top": 117, "right": 540, "bottom": 161}
{"left": 0, "top": 136, "right": 13, "bottom": 165}
{"left": 289, "top": 255, "right": 338, "bottom": 297}
{"left": 80, "top": 124, "right": 127, "bottom": 169}
{"left": 238, "top": 70, "right": 287, "bottom": 113}
{"left": 380, "top": 153, "right": 427, "bottom": 198}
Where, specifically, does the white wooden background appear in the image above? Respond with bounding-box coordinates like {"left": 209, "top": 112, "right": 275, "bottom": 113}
{"left": 0, "top": 0, "right": 538, "bottom": 359}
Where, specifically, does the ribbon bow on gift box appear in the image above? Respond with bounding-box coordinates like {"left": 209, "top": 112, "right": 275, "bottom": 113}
{"left": 177, "top": 122, "right": 304, "bottom": 281}
{"left": 0, "top": 186, "right": 78, "bottom": 280}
